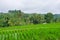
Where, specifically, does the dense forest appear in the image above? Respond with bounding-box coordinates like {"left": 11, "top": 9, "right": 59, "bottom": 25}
{"left": 0, "top": 10, "right": 60, "bottom": 27}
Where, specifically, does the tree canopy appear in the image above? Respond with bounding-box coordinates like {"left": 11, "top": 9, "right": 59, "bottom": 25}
{"left": 0, "top": 10, "right": 60, "bottom": 27}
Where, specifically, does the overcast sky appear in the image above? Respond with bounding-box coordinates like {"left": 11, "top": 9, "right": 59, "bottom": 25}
{"left": 0, "top": 0, "right": 60, "bottom": 14}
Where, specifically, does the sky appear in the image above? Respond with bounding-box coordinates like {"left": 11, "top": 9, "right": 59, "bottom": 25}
{"left": 0, "top": 0, "right": 60, "bottom": 14}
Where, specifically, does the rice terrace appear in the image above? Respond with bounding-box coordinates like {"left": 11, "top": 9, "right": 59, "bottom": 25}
{"left": 0, "top": 23, "right": 60, "bottom": 40}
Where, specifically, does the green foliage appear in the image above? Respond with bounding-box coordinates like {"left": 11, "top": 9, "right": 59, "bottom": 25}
{"left": 30, "top": 13, "right": 42, "bottom": 24}
{"left": 0, "top": 10, "right": 60, "bottom": 27}
{"left": 44, "top": 12, "right": 54, "bottom": 23}
{"left": 0, "top": 23, "right": 60, "bottom": 40}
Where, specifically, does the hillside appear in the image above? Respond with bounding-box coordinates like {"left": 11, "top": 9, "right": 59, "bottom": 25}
{"left": 54, "top": 14, "right": 60, "bottom": 18}
{"left": 0, "top": 23, "right": 60, "bottom": 40}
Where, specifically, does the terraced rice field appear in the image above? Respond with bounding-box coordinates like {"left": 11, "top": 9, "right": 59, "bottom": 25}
{"left": 0, "top": 23, "right": 60, "bottom": 40}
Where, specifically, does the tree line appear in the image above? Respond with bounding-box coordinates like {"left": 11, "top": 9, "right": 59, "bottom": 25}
{"left": 0, "top": 10, "right": 60, "bottom": 27}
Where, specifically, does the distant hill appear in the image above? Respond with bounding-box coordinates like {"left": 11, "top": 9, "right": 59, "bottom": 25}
{"left": 54, "top": 14, "right": 60, "bottom": 18}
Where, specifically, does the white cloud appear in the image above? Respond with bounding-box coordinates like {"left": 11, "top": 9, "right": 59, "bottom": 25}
{"left": 0, "top": 0, "right": 60, "bottom": 14}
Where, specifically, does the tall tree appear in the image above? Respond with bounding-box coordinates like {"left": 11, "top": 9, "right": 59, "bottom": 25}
{"left": 3, "top": 17, "right": 10, "bottom": 27}
{"left": 30, "top": 13, "right": 41, "bottom": 24}
{"left": 45, "top": 12, "right": 53, "bottom": 23}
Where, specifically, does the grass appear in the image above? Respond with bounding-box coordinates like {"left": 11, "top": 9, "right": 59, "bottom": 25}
{"left": 0, "top": 23, "right": 60, "bottom": 40}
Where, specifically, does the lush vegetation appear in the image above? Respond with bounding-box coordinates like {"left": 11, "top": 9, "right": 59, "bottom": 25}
{"left": 0, "top": 10, "right": 60, "bottom": 40}
{"left": 0, "top": 10, "right": 60, "bottom": 27}
{"left": 0, "top": 23, "right": 60, "bottom": 40}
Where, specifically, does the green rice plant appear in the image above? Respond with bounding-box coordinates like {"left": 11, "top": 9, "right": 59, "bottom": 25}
{"left": 0, "top": 23, "right": 60, "bottom": 40}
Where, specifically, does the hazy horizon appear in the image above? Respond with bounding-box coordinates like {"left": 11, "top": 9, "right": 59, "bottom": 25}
{"left": 0, "top": 0, "right": 60, "bottom": 14}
